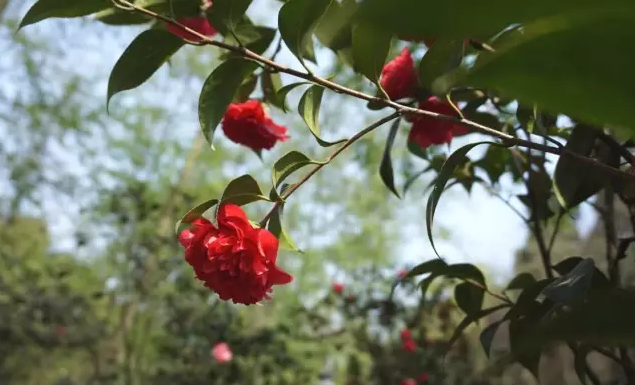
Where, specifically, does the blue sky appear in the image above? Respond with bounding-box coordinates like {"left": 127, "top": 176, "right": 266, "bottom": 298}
{"left": 1, "top": 0, "right": 597, "bottom": 285}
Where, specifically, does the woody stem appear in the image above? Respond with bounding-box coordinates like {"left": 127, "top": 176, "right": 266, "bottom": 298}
{"left": 259, "top": 112, "right": 401, "bottom": 226}
{"left": 111, "top": 0, "right": 635, "bottom": 184}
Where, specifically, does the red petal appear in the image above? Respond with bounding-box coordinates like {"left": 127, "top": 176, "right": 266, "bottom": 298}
{"left": 217, "top": 204, "right": 249, "bottom": 225}
{"left": 269, "top": 265, "right": 293, "bottom": 285}
{"left": 179, "top": 229, "right": 195, "bottom": 248}
{"left": 257, "top": 228, "right": 279, "bottom": 262}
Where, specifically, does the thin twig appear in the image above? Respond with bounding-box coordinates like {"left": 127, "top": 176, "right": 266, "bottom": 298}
{"left": 111, "top": 0, "right": 635, "bottom": 184}
{"left": 260, "top": 112, "right": 401, "bottom": 225}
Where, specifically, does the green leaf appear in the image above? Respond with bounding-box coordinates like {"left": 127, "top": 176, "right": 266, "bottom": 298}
{"left": 454, "top": 282, "right": 484, "bottom": 318}
{"left": 277, "top": 82, "right": 311, "bottom": 112}
{"left": 509, "top": 316, "right": 542, "bottom": 379}
{"left": 505, "top": 272, "right": 537, "bottom": 291}
{"left": 174, "top": 199, "right": 219, "bottom": 235}
{"left": 297, "top": 85, "right": 347, "bottom": 147}
{"left": 261, "top": 71, "right": 288, "bottom": 111}
{"left": 553, "top": 257, "right": 611, "bottom": 290}
{"left": 426, "top": 141, "right": 504, "bottom": 256}
{"left": 355, "top": 0, "right": 630, "bottom": 41}
{"left": 219, "top": 174, "right": 271, "bottom": 207}
{"left": 505, "top": 278, "right": 555, "bottom": 320}
{"left": 418, "top": 39, "right": 465, "bottom": 93}
{"left": 272, "top": 151, "right": 325, "bottom": 189}
{"left": 407, "top": 259, "right": 448, "bottom": 278}
{"left": 553, "top": 125, "right": 614, "bottom": 210}
{"left": 351, "top": 21, "right": 392, "bottom": 85}
{"left": 234, "top": 75, "right": 258, "bottom": 103}
{"left": 19, "top": 0, "right": 110, "bottom": 29}
{"left": 314, "top": 0, "right": 357, "bottom": 51}
{"left": 198, "top": 58, "right": 259, "bottom": 148}
{"left": 542, "top": 258, "right": 595, "bottom": 304}
{"left": 461, "top": 9, "right": 635, "bottom": 134}
{"left": 206, "top": 0, "right": 253, "bottom": 36}
{"left": 379, "top": 118, "right": 401, "bottom": 198}
{"left": 107, "top": 29, "right": 184, "bottom": 108}
{"left": 479, "top": 320, "right": 503, "bottom": 358}
{"left": 278, "top": 0, "right": 332, "bottom": 67}
{"left": 94, "top": 8, "right": 151, "bottom": 25}
{"left": 266, "top": 204, "right": 301, "bottom": 252}
{"left": 446, "top": 304, "right": 509, "bottom": 355}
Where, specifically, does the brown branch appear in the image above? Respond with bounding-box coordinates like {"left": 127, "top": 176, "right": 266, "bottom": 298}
{"left": 111, "top": 0, "right": 635, "bottom": 185}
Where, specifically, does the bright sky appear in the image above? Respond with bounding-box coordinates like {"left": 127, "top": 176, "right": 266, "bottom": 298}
{"left": 1, "top": 0, "right": 597, "bottom": 286}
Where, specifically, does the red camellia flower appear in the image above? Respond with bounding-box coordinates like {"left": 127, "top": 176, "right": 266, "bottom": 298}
{"left": 222, "top": 100, "right": 289, "bottom": 151}
{"left": 333, "top": 282, "right": 344, "bottom": 294}
{"left": 420, "top": 374, "right": 430, "bottom": 383}
{"left": 402, "top": 338, "right": 417, "bottom": 352}
{"left": 402, "top": 378, "right": 417, "bottom": 385}
{"left": 400, "top": 328, "right": 412, "bottom": 341}
{"left": 166, "top": 16, "right": 217, "bottom": 42}
{"left": 407, "top": 96, "right": 469, "bottom": 149}
{"left": 178, "top": 204, "right": 293, "bottom": 305}
{"left": 212, "top": 342, "right": 233, "bottom": 363}
{"left": 379, "top": 48, "right": 418, "bottom": 101}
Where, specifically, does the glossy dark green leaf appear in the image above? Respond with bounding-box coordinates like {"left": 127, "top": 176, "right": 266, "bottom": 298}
{"left": 298, "top": 85, "right": 347, "bottom": 147}
{"left": 542, "top": 258, "right": 595, "bottom": 304}
{"left": 277, "top": 82, "right": 311, "bottom": 112}
{"left": 407, "top": 259, "right": 448, "bottom": 278}
{"left": 379, "top": 118, "right": 401, "bottom": 198}
{"left": 261, "top": 71, "right": 288, "bottom": 111}
{"left": 205, "top": 0, "right": 253, "bottom": 36}
{"left": 509, "top": 316, "right": 542, "bottom": 380}
{"left": 174, "top": 199, "right": 219, "bottom": 235}
{"left": 418, "top": 39, "right": 465, "bottom": 93}
{"left": 19, "top": 0, "right": 110, "bottom": 29}
{"left": 505, "top": 278, "right": 555, "bottom": 320}
{"left": 272, "top": 151, "right": 325, "bottom": 189}
{"left": 107, "top": 30, "right": 184, "bottom": 108}
{"left": 314, "top": 0, "right": 357, "bottom": 51}
{"left": 94, "top": 8, "right": 151, "bottom": 25}
{"left": 454, "top": 282, "right": 484, "bottom": 317}
{"left": 505, "top": 272, "right": 537, "bottom": 291}
{"left": 553, "top": 257, "right": 611, "bottom": 289}
{"left": 351, "top": 21, "right": 392, "bottom": 84}
{"left": 446, "top": 304, "right": 509, "bottom": 355}
{"left": 355, "top": 0, "right": 630, "bottom": 40}
{"left": 426, "top": 141, "right": 503, "bottom": 256}
{"left": 479, "top": 320, "right": 503, "bottom": 358}
{"left": 198, "top": 58, "right": 259, "bottom": 148}
{"left": 461, "top": 9, "right": 635, "bottom": 135}
{"left": 267, "top": 204, "right": 301, "bottom": 252}
{"left": 219, "top": 174, "right": 271, "bottom": 207}
{"left": 278, "top": 0, "right": 331, "bottom": 67}
{"left": 234, "top": 75, "right": 258, "bottom": 103}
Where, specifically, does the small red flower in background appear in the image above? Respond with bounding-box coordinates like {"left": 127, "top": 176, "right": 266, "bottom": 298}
{"left": 402, "top": 338, "right": 417, "bottom": 352}
{"left": 401, "top": 378, "right": 417, "bottom": 385}
{"left": 407, "top": 96, "right": 468, "bottom": 149}
{"left": 400, "top": 328, "right": 412, "bottom": 341}
{"left": 56, "top": 327, "right": 66, "bottom": 337}
{"left": 211, "top": 342, "right": 233, "bottom": 363}
{"left": 333, "top": 282, "right": 344, "bottom": 294}
{"left": 379, "top": 48, "right": 418, "bottom": 101}
{"left": 166, "top": 16, "right": 217, "bottom": 42}
{"left": 178, "top": 204, "right": 293, "bottom": 305}
{"left": 420, "top": 374, "right": 430, "bottom": 383}
{"left": 397, "top": 269, "right": 408, "bottom": 279}
{"left": 222, "top": 100, "right": 289, "bottom": 151}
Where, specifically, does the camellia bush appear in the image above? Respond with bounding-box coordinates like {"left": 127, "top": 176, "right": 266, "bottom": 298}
{"left": 15, "top": 0, "right": 635, "bottom": 383}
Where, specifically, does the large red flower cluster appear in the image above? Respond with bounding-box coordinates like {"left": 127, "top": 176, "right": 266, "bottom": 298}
{"left": 379, "top": 45, "right": 469, "bottom": 149}
{"left": 178, "top": 204, "right": 293, "bottom": 305}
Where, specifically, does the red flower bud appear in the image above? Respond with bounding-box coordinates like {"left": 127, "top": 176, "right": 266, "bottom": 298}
{"left": 397, "top": 269, "right": 408, "bottom": 279}
{"left": 420, "top": 374, "right": 430, "bottom": 383}
{"left": 221, "top": 100, "right": 289, "bottom": 151}
{"left": 400, "top": 328, "right": 412, "bottom": 341}
{"left": 402, "top": 339, "right": 417, "bottom": 352}
{"left": 179, "top": 204, "right": 293, "bottom": 305}
{"left": 333, "top": 282, "right": 344, "bottom": 294}
{"left": 379, "top": 48, "right": 418, "bottom": 101}
{"left": 401, "top": 378, "right": 417, "bottom": 385}
{"left": 407, "top": 96, "right": 468, "bottom": 149}
{"left": 166, "top": 17, "right": 217, "bottom": 42}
